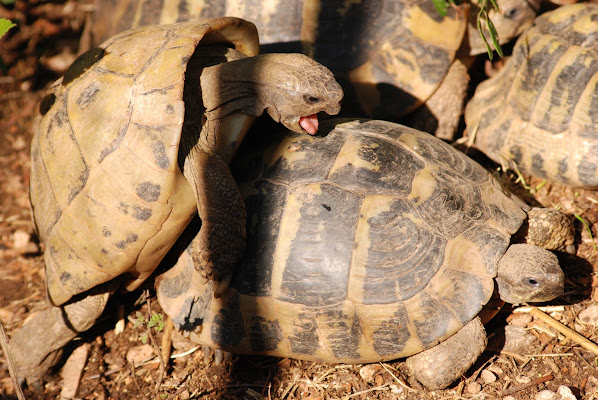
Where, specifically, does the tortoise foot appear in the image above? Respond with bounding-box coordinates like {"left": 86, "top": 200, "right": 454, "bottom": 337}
{"left": 525, "top": 208, "right": 575, "bottom": 254}
{"left": 406, "top": 317, "right": 486, "bottom": 390}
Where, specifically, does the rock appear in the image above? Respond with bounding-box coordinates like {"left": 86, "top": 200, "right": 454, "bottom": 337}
{"left": 359, "top": 364, "right": 383, "bottom": 382}
{"left": 578, "top": 304, "right": 598, "bottom": 327}
{"left": 557, "top": 385, "right": 577, "bottom": 400}
{"left": 509, "top": 313, "right": 533, "bottom": 326}
{"left": 535, "top": 386, "right": 578, "bottom": 400}
{"left": 466, "top": 382, "right": 482, "bottom": 394}
{"left": 481, "top": 369, "right": 497, "bottom": 384}
{"left": 503, "top": 325, "right": 537, "bottom": 355}
{"left": 126, "top": 344, "right": 155, "bottom": 366}
{"left": 536, "top": 390, "right": 560, "bottom": 400}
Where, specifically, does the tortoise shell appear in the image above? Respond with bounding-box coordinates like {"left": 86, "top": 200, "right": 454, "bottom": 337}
{"left": 31, "top": 18, "right": 260, "bottom": 306}
{"left": 157, "top": 119, "right": 530, "bottom": 362}
{"left": 464, "top": 3, "right": 598, "bottom": 188}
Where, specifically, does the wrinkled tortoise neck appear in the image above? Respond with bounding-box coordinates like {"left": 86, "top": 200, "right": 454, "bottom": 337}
{"left": 200, "top": 54, "right": 279, "bottom": 121}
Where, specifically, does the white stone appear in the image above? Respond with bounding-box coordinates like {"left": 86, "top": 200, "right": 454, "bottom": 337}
{"left": 535, "top": 390, "right": 559, "bottom": 400}
{"left": 481, "top": 369, "right": 497, "bottom": 384}
{"left": 578, "top": 304, "right": 598, "bottom": 327}
{"left": 557, "top": 385, "right": 577, "bottom": 400}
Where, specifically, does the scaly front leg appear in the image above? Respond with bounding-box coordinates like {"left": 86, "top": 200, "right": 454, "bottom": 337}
{"left": 183, "top": 143, "right": 246, "bottom": 297}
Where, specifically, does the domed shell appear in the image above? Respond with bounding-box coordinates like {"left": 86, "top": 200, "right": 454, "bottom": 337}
{"left": 157, "top": 119, "right": 530, "bottom": 362}
{"left": 31, "top": 18, "right": 260, "bottom": 306}
{"left": 465, "top": 3, "right": 598, "bottom": 187}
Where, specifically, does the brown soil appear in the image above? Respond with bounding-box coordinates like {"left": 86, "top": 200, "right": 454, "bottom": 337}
{"left": 0, "top": 1, "right": 597, "bottom": 399}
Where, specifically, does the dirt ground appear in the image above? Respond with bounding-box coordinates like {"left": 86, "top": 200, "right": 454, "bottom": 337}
{"left": 1, "top": 1, "right": 598, "bottom": 399}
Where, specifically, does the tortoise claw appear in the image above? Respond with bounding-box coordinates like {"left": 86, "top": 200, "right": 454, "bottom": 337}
{"left": 212, "top": 274, "right": 233, "bottom": 298}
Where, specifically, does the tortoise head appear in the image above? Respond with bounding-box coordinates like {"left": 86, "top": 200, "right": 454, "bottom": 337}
{"left": 200, "top": 53, "right": 343, "bottom": 135}
{"left": 468, "top": 0, "right": 540, "bottom": 56}
{"left": 249, "top": 53, "right": 343, "bottom": 135}
{"left": 495, "top": 244, "right": 564, "bottom": 304}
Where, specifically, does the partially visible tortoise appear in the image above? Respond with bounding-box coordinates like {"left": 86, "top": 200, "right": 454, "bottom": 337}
{"left": 465, "top": 3, "right": 598, "bottom": 187}
{"left": 81, "top": 0, "right": 539, "bottom": 139}
{"left": 10, "top": 17, "right": 342, "bottom": 384}
{"left": 157, "top": 119, "right": 573, "bottom": 390}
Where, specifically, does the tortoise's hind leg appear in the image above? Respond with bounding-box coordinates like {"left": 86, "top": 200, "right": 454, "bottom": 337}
{"left": 8, "top": 283, "right": 112, "bottom": 388}
{"left": 402, "top": 59, "right": 470, "bottom": 140}
{"left": 406, "top": 317, "right": 487, "bottom": 390}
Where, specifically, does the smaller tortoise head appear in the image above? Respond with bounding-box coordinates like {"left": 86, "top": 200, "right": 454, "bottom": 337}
{"left": 495, "top": 243, "right": 564, "bottom": 304}
{"left": 201, "top": 53, "right": 343, "bottom": 135}
{"left": 468, "top": 0, "right": 539, "bottom": 55}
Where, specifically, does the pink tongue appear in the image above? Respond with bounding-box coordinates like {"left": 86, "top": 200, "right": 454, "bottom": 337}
{"left": 299, "top": 114, "right": 319, "bottom": 135}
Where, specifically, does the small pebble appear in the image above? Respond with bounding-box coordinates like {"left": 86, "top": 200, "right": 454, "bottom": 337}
{"left": 535, "top": 386, "right": 578, "bottom": 400}
{"left": 503, "top": 396, "right": 516, "bottom": 400}
{"left": 536, "top": 390, "right": 559, "bottom": 400}
{"left": 503, "top": 325, "right": 537, "bottom": 355}
{"left": 466, "top": 382, "right": 482, "bottom": 394}
{"left": 509, "top": 313, "right": 533, "bottom": 326}
{"left": 487, "top": 365, "right": 504, "bottom": 375}
{"left": 389, "top": 384, "right": 403, "bottom": 394}
{"left": 481, "top": 369, "right": 497, "bottom": 384}
{"left": 557, "top": 385, "right": 577, "bottom": 400}
{"left": 516, "top": 375, "right": 531, "bottom": 384}
{"left": 359, "top": 364, "right": 382, "bottom": 382}
{"left": 578, "top": 304, "right": 598, "bottom": 327}
{"left": 12, "top": 230, "right": 31, "bottom": 252}
{"left": 125, "top": 344, "right": 154, "bottom": 366}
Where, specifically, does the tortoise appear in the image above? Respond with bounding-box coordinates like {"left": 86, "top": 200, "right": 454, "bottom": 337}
{"left": 465, "top": 3, "right": 598, "bottom": 188}
{"left": 81, "top": 0, "right": 539, "bottom": 139}
{"left": 9, "top": 17, "right": 342, "bottom": 384}
{"left": 156, "top": 119, "right": 574, "bottom": 390}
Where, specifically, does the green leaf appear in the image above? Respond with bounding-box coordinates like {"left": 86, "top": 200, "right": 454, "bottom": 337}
{"left": 0, "top": 18, "right": 16, "bottom": 39}
{"left": 148, "top": 313, "right": 164, "bottom": 332}
{"left": 433, "top": 0, "right": 449, "bottom": 16}
{"left": 0, "top": 0, "right": 15, "bottom": 6}
{"left": 486, "top": 17, "right": 504, "bottom": 58}
{"left": 140, "top": 332, "right": 148, "bottom": 344}
{"left": 476, "top": 12, "right": 494, "bottom": 60}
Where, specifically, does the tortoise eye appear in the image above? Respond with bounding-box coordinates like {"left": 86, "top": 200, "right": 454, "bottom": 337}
{"left": 525, "top": 277, "right": 540, "bottom": 287}
{"left": 304, "top": 95, "right": 320, "bottom": 104}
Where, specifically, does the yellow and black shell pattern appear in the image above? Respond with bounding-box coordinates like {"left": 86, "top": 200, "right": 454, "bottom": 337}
{"left": 30, "top": 18, "right": 260, "bottom": 306}
{"left": 465, "top": 3, "right": 598, "bottom": 188}
{"left": 84, "top": 0, "right": 467, "bottom": 120}
{"left": 156, "top": 119, "right": 529, "bottom": 363}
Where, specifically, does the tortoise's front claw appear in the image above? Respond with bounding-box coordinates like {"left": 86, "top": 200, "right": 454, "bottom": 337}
{"left": 202, "top": 345, "right": 233, "bottom": 365}
{"left": 212, "top": 274, "right": 233, "bottom": 298}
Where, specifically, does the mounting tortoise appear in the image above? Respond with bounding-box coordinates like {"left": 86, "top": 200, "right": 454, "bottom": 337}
{"left": 156, "top": 119, "right": 574, "bottom": 390}
{"left": 81, "top": 0, "right": 539, "bottom": 139}
{"left": 465, "top": 3, "right": 598, "bottom": 187}
{"left": 9, "top": 17, "right": 342, "bottom": 384}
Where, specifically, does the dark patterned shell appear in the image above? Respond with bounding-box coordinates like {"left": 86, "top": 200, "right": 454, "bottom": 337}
{"left": 83, "top": 0, "right": 467, "bottom": 119}
{"left": 156, "top": 119, "right": 529, "bottom": 362}
{"left": 465, "top": 3, "right": 598, "bottom": 187}
{"left": 31, "top": 18, "right": 260, "bottom": 306}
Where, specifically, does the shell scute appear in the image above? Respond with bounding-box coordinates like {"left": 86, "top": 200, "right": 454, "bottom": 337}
{"left": 275, "top": 183, "right": 361, "bottom": 307}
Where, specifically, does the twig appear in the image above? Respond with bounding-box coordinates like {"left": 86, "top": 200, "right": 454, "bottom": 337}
{"left": 499, "top": 374, "right": 553, "bottom": 396}
{"left": 0, "top": 321, "right": 26, "bottom": 400}
{"left": 342, "top": 384, "right": 389, "bottom": 399}
{"left": 379, "top": 362, "right": 416, "bottom": 392}
{"left": 144, "top": 295, "right": 167, "bottom": 395}
{"left": 528, "top": 307, "right": 598, "bottom": 356}
{"left": 513, "top": 306, "right": 566, "bottom": 314}
{"left": 160, "top": 315, "right": 174, "bottom": 366}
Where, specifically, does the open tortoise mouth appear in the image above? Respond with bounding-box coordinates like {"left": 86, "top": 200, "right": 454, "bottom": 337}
{"left": 299, "top": 114, "right": 319, "bottom": 135}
